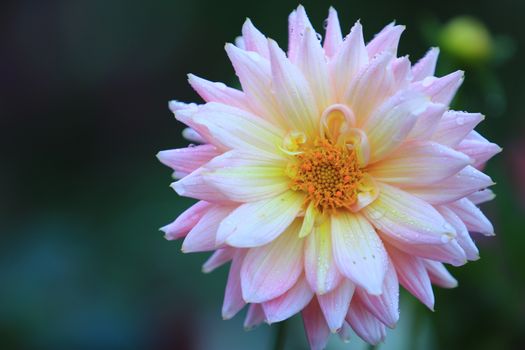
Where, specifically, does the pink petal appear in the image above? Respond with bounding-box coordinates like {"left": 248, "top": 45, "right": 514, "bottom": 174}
{"left": 218, "top": 191, "right": 304, "bottom": 247}
{"left": 331, "top": 212, "right": 388, "bottom": 295}
{"left": 157, "top": 144, "right": 220, "bottom": 178}
{"left": 437, "top": 206, "right": 479, "bottom": 261}
{"left": 323, "top": 7, "right": 343, "bottom": 58}
{"left": 383, "top": 234, "right": 467, "bottom": 267}
{"left": 202, "top": 247, "right": 235, "bottom": 273}
{"left": 268, "top": 39, "right": 319, "bottom": 136}
{"left": 392, "top": 56, "right": 412, "bottom": 89}
{"left": 171, "top": 168, "right": 231, "bottom": 202}
{"left": 362, "top": 89, "right": 428, "bottom": 163}
{"left": 173, "top": 106, "right": 213, "bottom": 143}
{"left": 262, "top": 275, "right": 313, "bottom": 323}
{"left": 181, "top": 127, "right": 205, "bottom": 144}
{"left": 468, "top": 189, "right": 496, "bottom": 205}
{"left": 296, "top": 26, "right": 332, "bottom": 110}
{"left": 405, "top": 166, "right": 494, "bottom": 205}
{"left": 356, "top": 259, "right": 399, "bottom": 328}
{"left": 362, "top": 182, "right": 456, "bottom": 245}
{"left": 305, "top": 220, "right": 343, "bottom": 294}
{"left": 456, "top": 135, "right": 502, "bottom": 169}
{"left": 202, "top": 150, "right": 289, "bottom": 202}
{"left": 346, "top": 296, "right": 387, "bottom": 345}
{"left": 224, "top": 43, "right": 285, "bottom": 126}
{"left": 234, "top": 35, "right": 245, "bottom": 49}
{"left": 240, "top": 221, "right": 304, "bottom": 303}
{"left": 344, "top": 52, "right": 395, "bottom": 125}
{"left": 416, "top": 70, "right": 464, "bottom": 105}
{"left": 160, "top": 201, "right": 212, "bottom": 240}
{"left": 318, "top": 279, "right": 356, "bottom": 332}
{"left": 366, "top": 23, "right": 405, "bottom": 57}
{"left": 182, "top": 205, "right": 235, "bottom": 253}
{"left": 367, "top": 140, "right": 471, "bottom": 186}
{"left": 432, "top": 111, "right": 485, "bottom": 147}
{"left": 329, "top": 21, "right": 368, "bottom": 101}
{"left": 187, "top": 74, "right": 251, "bottom": 111}
{"left": 447, "top": 198, "right": 495, "bottom": 236}
{"left": 386, "top": 244, "right": 435, "bottom": 310}
{"left": 423, "top": 260, "right": 458, "bottom": 288}
{"left": 287, "top": 5, "right": 314, "bottom": 63}
{"left": 302, "top": 299, "right": 331, "bottom": 350}
{"left": 222, "top": 250, "right": 247, "bottom": 319}
{"left": 241, "top": 19, "right": 269, "bottom": 59}
{"left": 412, "top": 47, "right": 439, "bottom": 81}
{"left": 189, "top": 102, "right": 285, "bottom": 157}
{"left": 408, "top": 103, "right": 447, "bottom": 140}
{"left": 244, "top": 304, "right": 266, "bottom": 330}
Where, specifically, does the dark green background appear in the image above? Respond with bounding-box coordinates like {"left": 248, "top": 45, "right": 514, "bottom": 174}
{"left": 1, "top": 0, "right": 523, "bottom": 349}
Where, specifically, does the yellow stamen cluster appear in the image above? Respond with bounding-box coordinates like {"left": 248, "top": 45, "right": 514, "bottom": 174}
{"left": 288, "top": 138, "right": 363, "bottom": 213}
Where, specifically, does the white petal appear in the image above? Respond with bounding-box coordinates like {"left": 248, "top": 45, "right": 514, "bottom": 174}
{"left": 447, "top": 198, "right": 495, "bottom": 236}
{"left": 416, "top": 71, "right": 464, "bottom": 105}
{"left": 329, "top": 21, "right": 368, "bottom": 101}
{"left": 304, "top": 219, "right": 343, "bottom": 295}
{"left": 323, "top": 7, "right": 343, "bottom": 58}
{"left": 331, "top": 212, "right": 388, "bottom": 295}
{"left": 287, "top": 5, "right": 314, "bottom": 63}
{"left": 366, "top": 23, "right": 405, "bottom": 57}
{"left": 224, "top": 43, "right": 285, "bottom": 126}
{"left": 437, "top": 206, "right": 479, "bottom": 260}
{"left": 241, "top": 19, "right": 270, "bottom": 58}
{"left": 268, "top": 39, "right": 319, "bottom": 136}
{"left": 412, "top": 47, "right": 439, "bottom": 81}
{"left": 189, "top": 102, "right": 285, "bottom": 157}
{"left": 219, "top": 191, "right": 305, "bottom": 247}
{"left": 367, "top": 141, "right": 471, "bottom": 186}
{"left": 344, "top": 52, "right": 396, "bottom": 125}
{"left": 202, "top": 150, "right": 289, "bottom": 202}
{"left": 362, "top": 182, "right": 456, "bottom": 245}
{"left": 432, "top": 111, "right": 484, "bottom": 147}
{"left": 405, "top": 166, "right": 494, "bottom": 205}
{"left": 362, "top": 89, "right": 428, "bottom": 163}
{"left": 187, "top": 74, "right": 251, "bottom": 111}
{"left": 296, "top": 27, "right": 332, "bottom": 110}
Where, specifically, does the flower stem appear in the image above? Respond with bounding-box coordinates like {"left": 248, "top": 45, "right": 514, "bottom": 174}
{"left": 368, "top": 344, "right": 379, "bottom": 350}
{"left": 273, "top": 321, "right": 287, "bottom": 350}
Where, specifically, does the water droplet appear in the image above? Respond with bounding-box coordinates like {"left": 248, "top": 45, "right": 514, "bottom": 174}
{"left": 421, "top": 76, "right": 435, "bottom": 87}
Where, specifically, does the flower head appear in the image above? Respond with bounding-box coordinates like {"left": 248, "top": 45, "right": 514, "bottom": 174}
{"left": 158, "top": 6, "right": 500, "bottom": 349}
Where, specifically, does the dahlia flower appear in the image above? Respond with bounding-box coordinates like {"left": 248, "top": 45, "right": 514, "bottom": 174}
{"left": 158, "top": 6, "right": 500, "bottom": 349}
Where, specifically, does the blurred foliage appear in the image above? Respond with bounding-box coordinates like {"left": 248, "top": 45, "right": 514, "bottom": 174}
{"left": 1, "top": 0, "right": 524, "bottom": 349}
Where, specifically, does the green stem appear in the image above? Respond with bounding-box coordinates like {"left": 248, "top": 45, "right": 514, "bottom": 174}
{"left": 273, "top": 321, "right": 288, "bottom": 350}
{"left": 368, "top": 344, "right": 379, "bottom": 350}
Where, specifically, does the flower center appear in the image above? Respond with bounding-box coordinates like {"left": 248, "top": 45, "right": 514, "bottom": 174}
{"left": 288, "top": 138, "right": 363, "bottom": 213}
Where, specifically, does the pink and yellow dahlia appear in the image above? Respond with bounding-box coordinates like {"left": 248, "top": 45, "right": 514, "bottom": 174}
{"left": 158, "top": 6, "right": 500, "bottom": 349}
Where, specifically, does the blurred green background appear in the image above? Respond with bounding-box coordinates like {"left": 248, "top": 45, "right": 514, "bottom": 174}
{"left": 1, "top": 0, "right": 524, "bottom": 349}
